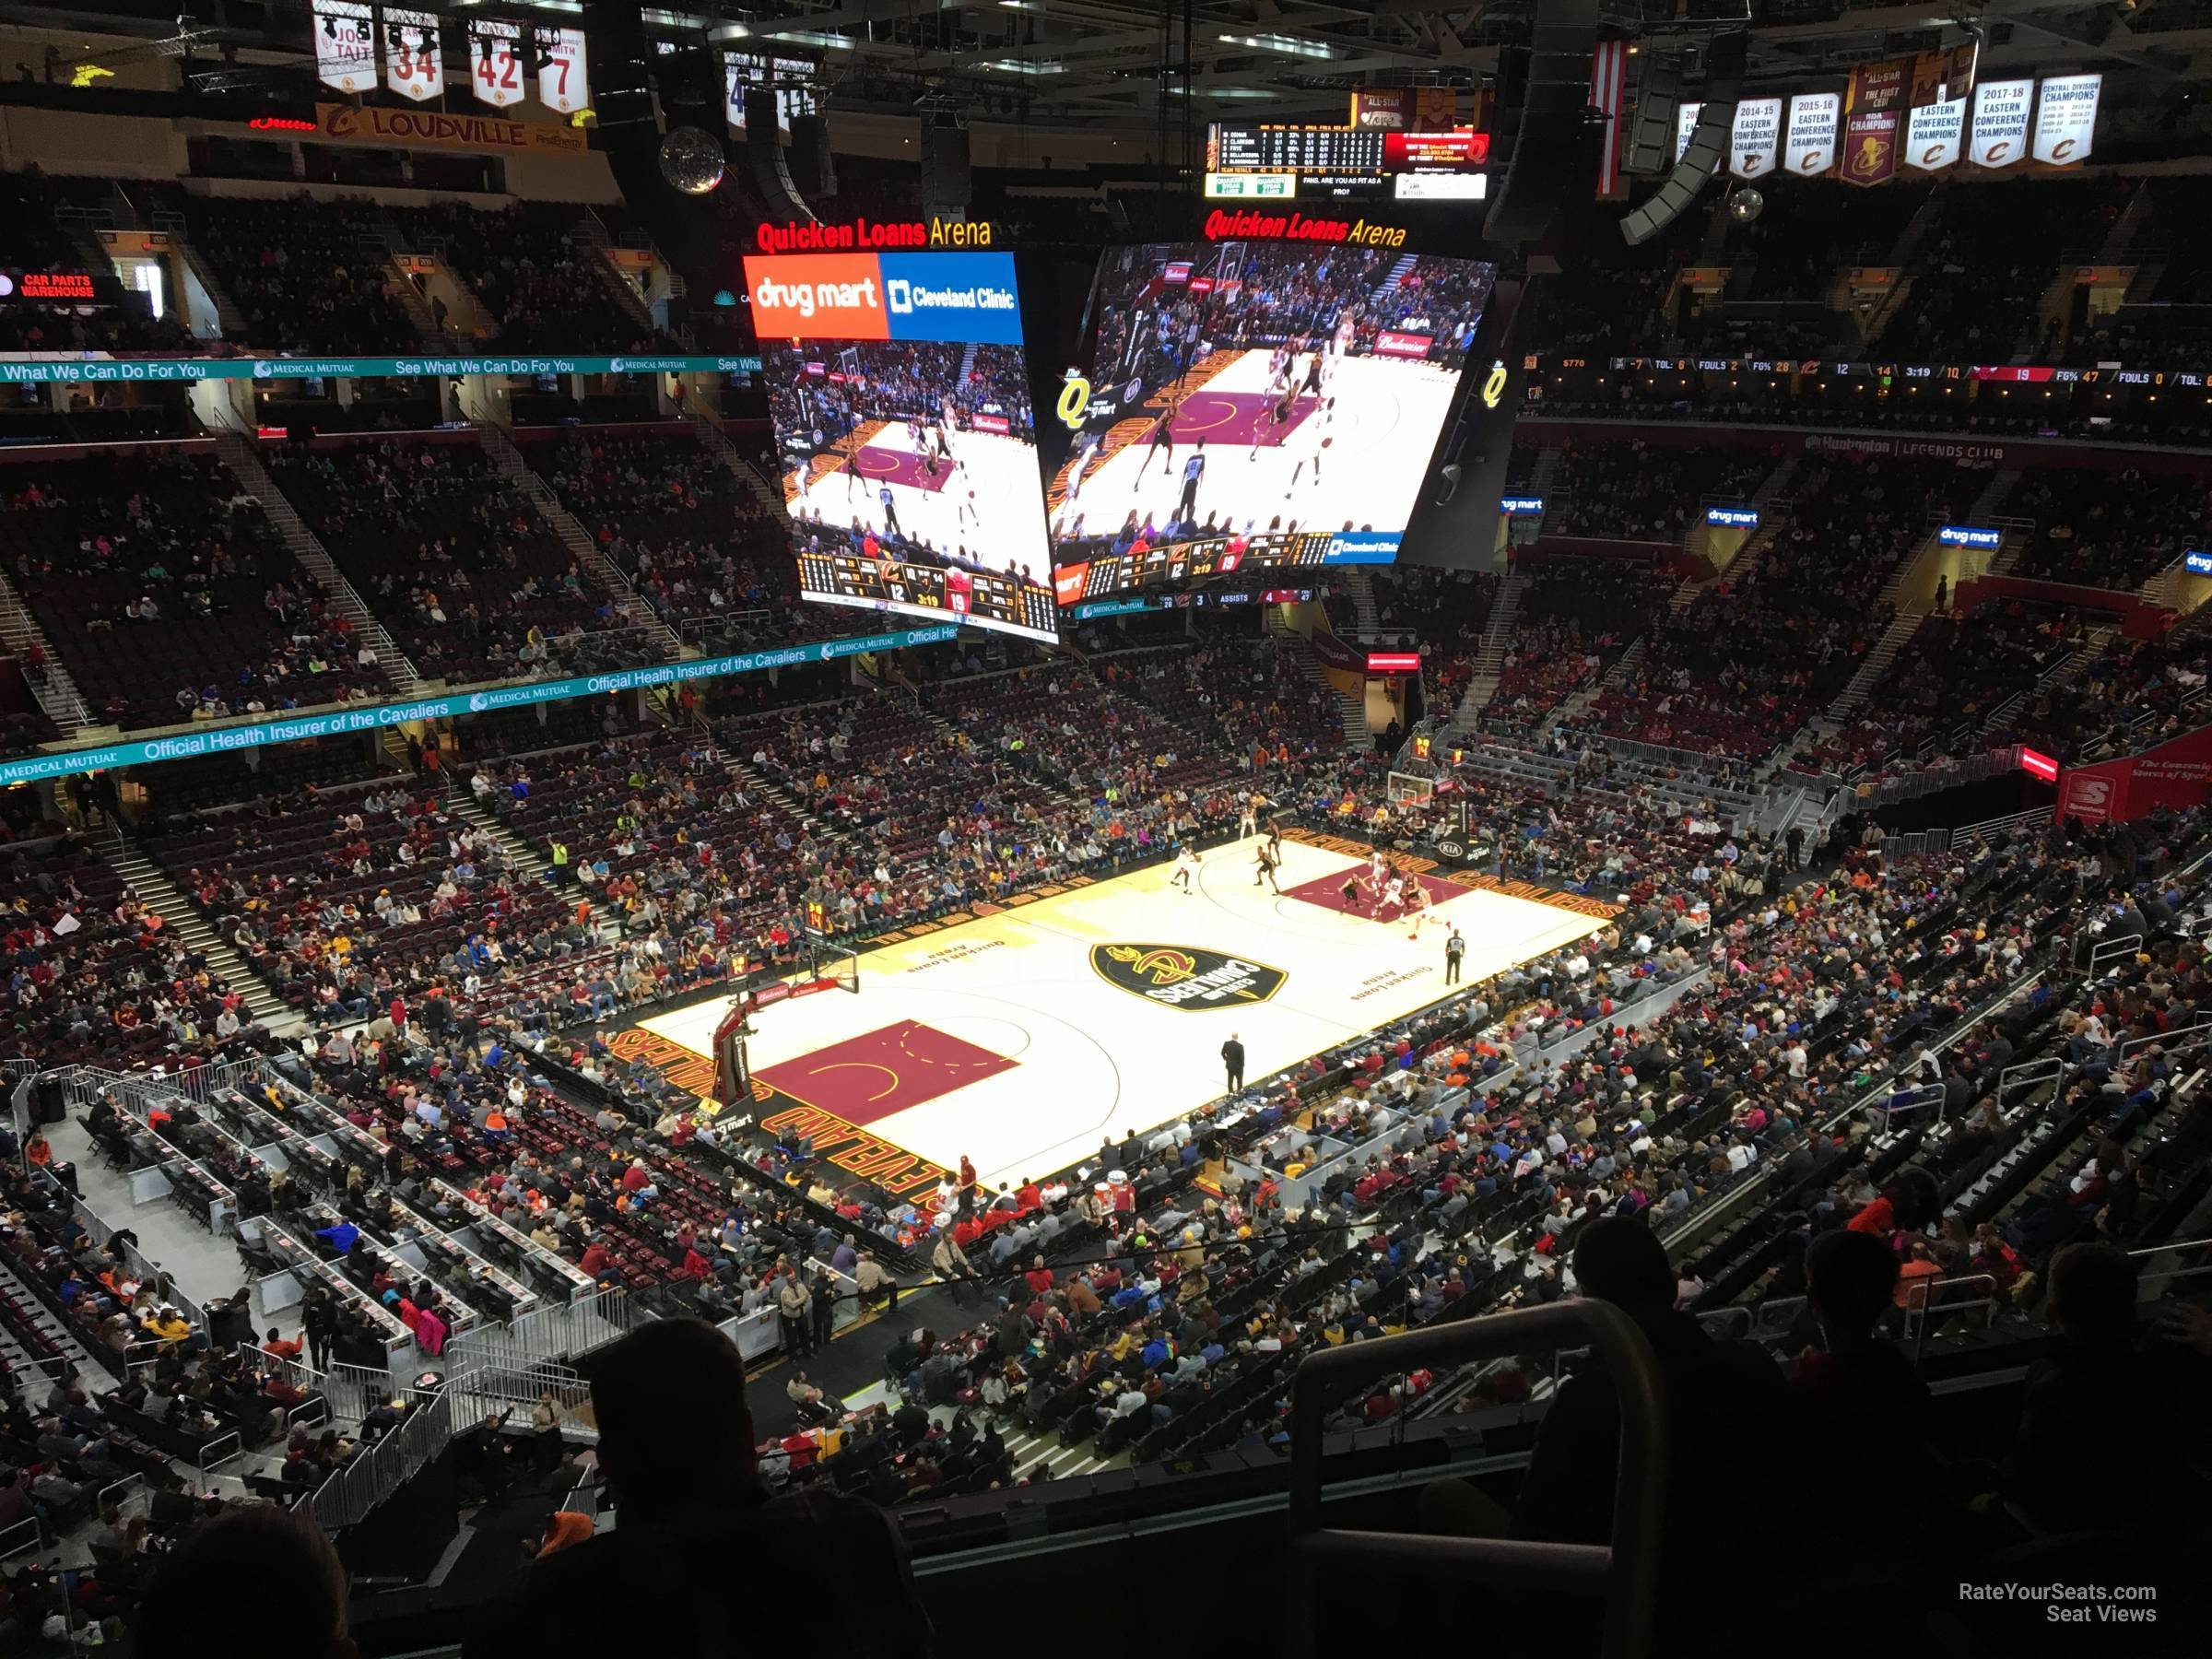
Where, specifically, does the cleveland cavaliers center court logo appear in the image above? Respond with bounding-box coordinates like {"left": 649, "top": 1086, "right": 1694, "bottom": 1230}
{"left": 1090, "top": 944, "right": 1287, "bottom": 1011}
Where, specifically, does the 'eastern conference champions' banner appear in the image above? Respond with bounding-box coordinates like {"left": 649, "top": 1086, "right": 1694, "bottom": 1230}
{"left": 1785, "top": 92, "right": 1841, "bottom": 176}
{"left": 1906, "top": 98, "right": 1968, "bottom": 171}
{"left": 1730, "top": 98, "right": 1783, "bottom": 179}
{"left": 1971, "top": 78, "right": 2035, "bottom": 170}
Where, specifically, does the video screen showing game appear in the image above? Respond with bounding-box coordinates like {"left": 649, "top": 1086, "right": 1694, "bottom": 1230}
{"left": 1048, "top": 241, "right": 1494, "bottom": 605}
{"left": 744, "top": 251, "right": 1059, "bottom": 643}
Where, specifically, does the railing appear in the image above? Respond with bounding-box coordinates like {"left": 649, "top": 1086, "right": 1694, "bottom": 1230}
{"left": 1906, "top": 1272, "right": 2001, "bottom": 1365}
{"left": 300, "top": 1383, "right": 455, "bottom": 1532}
{"left": 446, "top": 1284, "right": 640, "bottom": 1371}
{"left": 1288, "top": 1300, "right": 1665, "bottom": 1659}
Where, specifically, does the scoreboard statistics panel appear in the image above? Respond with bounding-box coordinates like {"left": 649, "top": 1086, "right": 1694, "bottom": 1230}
{"left": 798, "top": 547, "right": 1059, "bottom": 635}
{"left": 1206, "top": 124, "right": 1489, "bottom": 199}
{"left": 745, "top": 249, "right": 1058, "bottom": 645}
{"left": 1047, "top": 241, "right": 1493, "bottom": 606}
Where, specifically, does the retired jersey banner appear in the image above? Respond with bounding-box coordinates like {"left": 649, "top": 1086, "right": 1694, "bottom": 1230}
{"left": 1905, "top": 97, "right": 1967, "bottom": 172}
{"left": 1971, "top": 78, "right": 2034, "bottom": 170}
{"left": 1842, "top": 109, "right": 1900, "bottom": 185}
{"left": 1785, "top": 92, "right": 1841, "bottom": 176}
{"left": 382, "top": 7, "right": 441, "bottom": 102}
{"left": 468, "top": 18, "right": 526, "bottom": 110}
{"left": 533, "top": 24, "right": 589, "bottom": 117}
{"left": 2032, "top": 74, "right": 2101, "bottom": 167}
{"left": 311, "top": 0, "right": 376, "bottom": 95}
{"left": 1730, "top": 98, "right": 1783, "bottom": 179}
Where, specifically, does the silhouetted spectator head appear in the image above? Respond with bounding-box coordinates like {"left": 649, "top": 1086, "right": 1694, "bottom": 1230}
{"left": 1805, "top": 1227, "right": 1899, "bottom": 1339}
{"left": 589, "top": 1317, "right": 758, "bottom": 1516}
{"left": 138, "top": 1507, "right": 351, "bottom": 1658}
{"left": 1571, "top": 1217, "right": 1673, "bottom": 1324}
{"left": 2048, "top": 1241, "right": 2137, "bottom": 1344}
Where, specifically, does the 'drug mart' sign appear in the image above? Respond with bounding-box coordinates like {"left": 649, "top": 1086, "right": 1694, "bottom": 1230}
{"left": 0, "top": 353, "right": 764, "bottom": 384}
{"left": 0, "top": 624, "right": 958, "bottom": 788}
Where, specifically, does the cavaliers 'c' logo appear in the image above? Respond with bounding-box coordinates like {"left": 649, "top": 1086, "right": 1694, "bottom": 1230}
{"left": 1091, "top": 943, "right": 1288, "bottom": 1011}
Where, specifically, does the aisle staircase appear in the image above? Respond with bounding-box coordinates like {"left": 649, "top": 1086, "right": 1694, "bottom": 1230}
{"left": 0, "top": 570, "right": 95, "bottom": 734}
{"left": 476, "top": 423, "right": 684, "bottom": 660}
{"left": 1824, "top": 608, "right": 1926, "bottom": 724}
{"left": 213, "top": 431, "right": 419, "bottom": 693}
{"left": 688, "top": 415, "right": 784, "bottom": 511}
{"left": 443, "top": 782, "right": 552, "bottom": 882}
{"left": 100, "top": 826, "right": 300, "bottom": 1034}
{"left": 1268, "top": 613, "right": 1369, "bottom": 742}
{"left": 1449, "top": 570, "right": 1528, "bottom": 731}
{"left": 1338, "top": 569, "right": 1381, "bottom": 639}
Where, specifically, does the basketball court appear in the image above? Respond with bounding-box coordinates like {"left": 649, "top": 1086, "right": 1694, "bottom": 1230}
{"left": 623, "top": 833, "right": 1610, "bottom": 1200}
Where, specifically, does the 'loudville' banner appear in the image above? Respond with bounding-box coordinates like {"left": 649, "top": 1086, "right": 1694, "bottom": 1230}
{"left": 0, "top": 352, "right": 764, "bottom": 383}
{"left": 0, "top": 624, "right": 959, "bottom": 788}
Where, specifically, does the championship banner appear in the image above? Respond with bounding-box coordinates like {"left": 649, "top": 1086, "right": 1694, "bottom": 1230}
{"left": 1971, "top": 78, "right": 2034, "bottom": 170}
{"left": 1842, "top": 110, "right": 1899, "bottom": 185}
{"left": 1348, "top": 88, "right": 1460, "bottom": 130}
{"left": 2031, "top": 74, "right": 2101, "bottom": 167}
{"left": 533, "top": 24, "right": 589, "bottom": 117}
{"left": 1905, "top": 98, "right": 1967, "bottom": 172}
{"left": 1675, "top": 101, "right": 1701, "bottom": 163}
{"left": 468, "top": 18, "right": 526, "bottom": 110}
{"left": 1846, "top": 57, "right": 1911, "bottom": 115}
{"left": 382, "top": 7, "right": 441, "bottom": 103}
{"left": 1911, "top": 41, "right": 1978, "bottom": 107}
{"left": 1729, "top": 97, "right": 1783, "bottom": 179}
{"left": 1784, "top": 92, "right": 1841, "bottom": 176}
{"left": 310, "top": 0, "right": 376, "bottom": 95}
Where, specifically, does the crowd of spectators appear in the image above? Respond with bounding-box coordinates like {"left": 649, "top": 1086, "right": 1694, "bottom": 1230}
{"left": 265, "top": 437, "right": 623, "bottom": 682}
{"left": 1489, "top": 558, "right": 1677, "bottom": 731}
{"left": 529, "top": 430, "right": 797, "bottom": 635}
{"left": 391, "top": 203, "right": 668, "bottom": 354}
{"left": 184, "top": 194, "right": 422, "bottom": 354}
{"left": 1, "top": 453, "right": 387, "bottom": 729}
{"left": 1594, "top": 455, "right": 1985, "bottom": 759}
{"left": 2008, "top": 465, "right": 2210, "bottom": 591}
{"left": 0, "top": 171, "right": 192, "bottom": 355}
{"left": 1546, "top": 439, "right": 1774, "bottom": 541}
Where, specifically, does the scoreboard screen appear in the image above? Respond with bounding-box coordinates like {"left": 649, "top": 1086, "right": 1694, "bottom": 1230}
{"left": 746, "top": 250, "right": 1058, "bottom": 644}
{"left": 1206, "top": 123, "right": 1489, "bottom": 198}
{"left": 1047, "top": 241, "right": 1494, "bottom": 605}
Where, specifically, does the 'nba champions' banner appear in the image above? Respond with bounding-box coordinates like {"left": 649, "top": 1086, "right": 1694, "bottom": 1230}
{"left": 1841, "top": 57, "right": 1908, "bottom": 185}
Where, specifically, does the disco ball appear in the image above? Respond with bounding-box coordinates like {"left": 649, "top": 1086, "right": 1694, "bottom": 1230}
{"left": 1728, "top": 186, "right": 1765, "bottom": 224}
{"left": 658, "top": 127, "right": 726, "bottom": 197}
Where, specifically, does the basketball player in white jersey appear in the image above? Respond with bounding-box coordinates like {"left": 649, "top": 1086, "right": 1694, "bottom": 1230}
{"left": 1172, "top": 845, "right": 1201, "bottom": 894}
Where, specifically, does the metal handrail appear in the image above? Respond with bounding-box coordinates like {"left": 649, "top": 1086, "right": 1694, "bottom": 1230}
{"left": 1287, "top": 1299, "right": 1666, "bottom": 1659}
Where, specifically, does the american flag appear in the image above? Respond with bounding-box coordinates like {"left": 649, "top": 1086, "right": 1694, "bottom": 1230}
{"left": 1592, "top": 39, "right": 1630, "bottom": 198}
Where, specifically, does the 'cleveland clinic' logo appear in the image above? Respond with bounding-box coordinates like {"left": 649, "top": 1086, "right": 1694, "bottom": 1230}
{"left": 1090, "top": 943, "right": 1287, "bottom": 1011}
{"left": 886, "top": 278, "right": 913, "bottom": 314}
